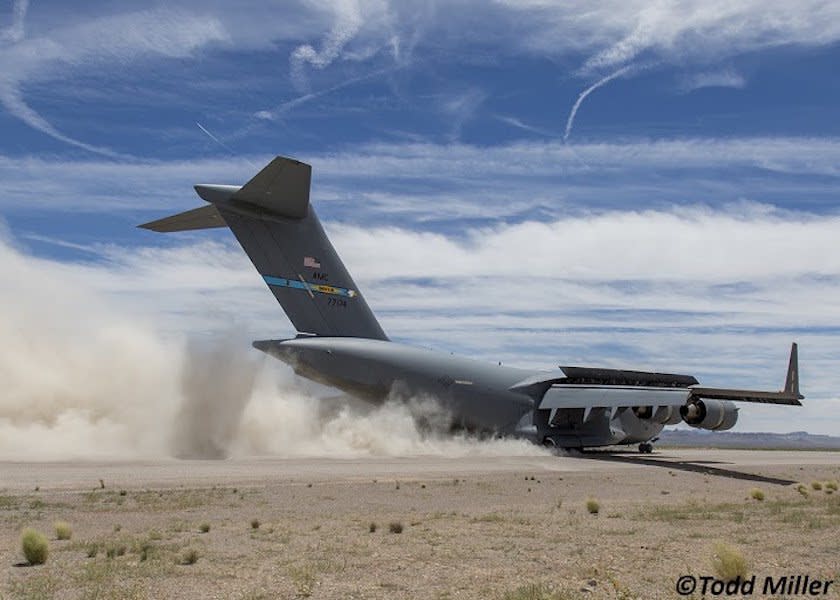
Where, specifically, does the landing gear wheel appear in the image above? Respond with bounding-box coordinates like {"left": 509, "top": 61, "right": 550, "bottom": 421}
{"left": 638, "top": 442, "right": 653, "bottom": 454}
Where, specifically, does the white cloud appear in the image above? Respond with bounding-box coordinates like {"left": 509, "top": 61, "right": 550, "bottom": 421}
{"left": 3, "top": 1, "right": 840, "bottom": 152}
{"left": 4, "top": 198, "right": 840, "bottom": 434}
{"left": 681, "top": 69, "right": 746, "bottom": 92}
{"left": 0, "top": 6, "right": 229, "bottom": 154}
{"left": 2, "top": 136, "right": 840, "bottom": 219}
{"left": 495, "top": 1, "right": 840, "bottom": 73}
{"left": 0, "top": 0, "right": 28, "bottom": 43}
{"left": 290, "top": 0, "right": 368, "bottom": 91}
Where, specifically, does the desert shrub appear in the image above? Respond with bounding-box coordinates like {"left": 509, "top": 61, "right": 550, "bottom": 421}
{"left": 749, "top": 488, "right": 765, "bottom": 502}
{"left": 251, "top": 519, "right": 260, "bottom": 530}
{"left": 796, "top": 483, "right": 809, "bottom": 497}
{"left": 21, "top": 528, "right": 49, "bottom": 565}
{"left": 812, "top": 481, "right": 823, "bottom": 491}
{"left": 199, "top": 523, "right": 210, "bottom": 533}
{"left": 86, "top": 543, "right": 98, "bottom": 558}
{"left": 388, "top": 521, "right": 404, "bottom": 534}
{"left": 825, "top": 481, "right": 838, "bottom": 491}
{"left": 106, "top": 543, "right": 127, "bottom": 559}
{"left": 711, "top": 542, "right": 748, "bottom": 581}
{"left": 289, "top": 565, "right": 316, "bottom": 598}
{"left": 179, "top": 548, "right": 199, "bottom": 565}
{"left": 369, "top": 522, "right": 377, "bottom": 533}
{"left": 139, "top": 542, "right": 153, "bottom": 562}
{"left": 54, "top": 521, "right": 72, "bottom": 540}
{"left": 586, "top": 498, "right": 600, "bottom": 515}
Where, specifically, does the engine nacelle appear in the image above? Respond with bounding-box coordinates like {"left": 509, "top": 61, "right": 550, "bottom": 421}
{"left": 680, "top": 399, "right": 739, "bottom": 431}
{"left": 632, "top": 405, "right": 682, "bottom": 425}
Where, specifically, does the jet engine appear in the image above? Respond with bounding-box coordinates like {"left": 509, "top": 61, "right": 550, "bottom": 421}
{"left": 632, "top": 405, "right": 682, "bottom": 425}
{"left": 680, "top": 399, "right": 738, "bottom": 431}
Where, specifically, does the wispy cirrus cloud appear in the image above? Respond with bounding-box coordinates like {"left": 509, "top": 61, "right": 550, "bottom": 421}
{"left": 3, "top": 1, "right": 840, "bottom": 153}
{"left": 0, "top": 0, "right": 28, "bottom": 43}
{"left": 3, "top": 136, "right": 840, "bottom": 216}
{"left": 680, "top": 68, "right": 746, "bottom": 92}
{"left": 289, "top": 0, "right": 370, "bottom": 92}
{"left": 495, "top": 1, "right": 840, "bottom": 72}
{"left": 0, "top": 6, "right": 229, "bottom": 154}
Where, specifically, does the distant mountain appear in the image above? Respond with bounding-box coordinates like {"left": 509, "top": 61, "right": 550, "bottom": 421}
{"left": 658, "top": 429, "right": 840, "bottom": 450}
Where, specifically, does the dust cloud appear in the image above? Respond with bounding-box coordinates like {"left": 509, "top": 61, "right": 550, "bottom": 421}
{"left": 0, "top": 234, "right": 543, "bottom": 461}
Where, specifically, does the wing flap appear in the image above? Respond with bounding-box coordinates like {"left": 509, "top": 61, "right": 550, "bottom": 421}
{"left": 539, "top": 385, "right": 691, "bottom": 410}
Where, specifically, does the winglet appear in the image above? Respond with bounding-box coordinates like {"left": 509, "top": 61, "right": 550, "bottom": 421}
{"left": 784, "top": 342, "right": 802, "bottom": 399}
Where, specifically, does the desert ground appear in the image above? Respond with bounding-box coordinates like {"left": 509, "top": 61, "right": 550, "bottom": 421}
{"left": 1, "top": 449, "right": 839, "bottom": 599}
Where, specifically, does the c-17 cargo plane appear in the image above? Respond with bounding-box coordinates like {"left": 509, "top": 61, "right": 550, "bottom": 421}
{"left": 141, "top": 156, "right": 803, "bottom": 453}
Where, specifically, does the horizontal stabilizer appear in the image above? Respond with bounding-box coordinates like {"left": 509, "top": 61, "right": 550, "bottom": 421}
{"left": 232, "top": 156, "right": 311, "bottom": 219}
{"left": 138, "top": 204, "right": 226, "bottom": 232}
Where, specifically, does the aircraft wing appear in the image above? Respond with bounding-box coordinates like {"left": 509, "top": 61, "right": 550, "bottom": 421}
{"left": 509, "top": 343, "right": 804, "bottom": 412}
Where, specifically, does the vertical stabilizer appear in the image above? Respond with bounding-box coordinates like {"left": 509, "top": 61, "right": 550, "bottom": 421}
{"left": 139, "top": 156, "right": 388, "bottom": 341}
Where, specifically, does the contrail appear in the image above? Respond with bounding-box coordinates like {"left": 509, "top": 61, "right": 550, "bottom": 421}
{"left": 196, "top": 122, "right": 255, "bottom": 167}
{"left": 563, "top": 65, "right": 633, "bottom": 142}
{"left": 256, "top": 66, "right": 399, "bottom": 120}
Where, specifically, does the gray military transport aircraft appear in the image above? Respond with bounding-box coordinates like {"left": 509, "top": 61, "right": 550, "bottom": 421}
{"left": 141, "top": 156, "right": 803, "bottom": 453}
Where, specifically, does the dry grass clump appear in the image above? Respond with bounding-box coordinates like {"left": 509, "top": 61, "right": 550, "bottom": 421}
{"left": 711, "top": 542, "right": 748, "bottom": 582}
{"left": 388, "top": 521, "right": 404, "bottom": 534}
{"left": 54, "top": 521, "right": 72, "bottom": 540}
{"left": 500, "top": 582, "right": 567, "bottom": 600}
{"left": 199, "top": 523, "right": 210, "bottom": 533}
{"left": 20, "top": 528, "right": 49, "bottom": 565}
{"left": 179, "top": 548, "right": 199, "bottom": 565}
{"left": 749, "top": 488, "right": 765, "bottom": 501}
{"left": 289, "top": 564, "right": 317, "bottom": 597}
{"left": 104, "top": 543, "right": 127, "bottom": 559}
{"left": 586, "top": 498, "right": 600, "bottom": 515}
{"left": 811, "top": 481, "right": 823, "bottom": 491}
{"left": 796, "top": 483, "right": 809, "bottom": 497}
{"left": 825, "top": 481, "right": 838, "bottom": 492}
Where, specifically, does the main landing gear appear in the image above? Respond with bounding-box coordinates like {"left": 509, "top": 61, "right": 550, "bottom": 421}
{"left": 638, "top": 442, "right": 654, "bottom": 454}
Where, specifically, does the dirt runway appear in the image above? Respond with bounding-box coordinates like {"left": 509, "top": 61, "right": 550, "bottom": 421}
{"left": 1, "top": 449, "right": 838, "bottom": 599}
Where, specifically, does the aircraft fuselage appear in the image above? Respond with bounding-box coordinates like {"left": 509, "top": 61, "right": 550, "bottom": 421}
{"left": 255, "top": 336, "right": 665, "bottom": 449}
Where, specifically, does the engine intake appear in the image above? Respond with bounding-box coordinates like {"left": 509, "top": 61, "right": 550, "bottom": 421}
{"left": 680, "top": 399, "right": 738, "bottom": 431}
{"left": 633, "top": 405, "right": 682, "bottom": 425}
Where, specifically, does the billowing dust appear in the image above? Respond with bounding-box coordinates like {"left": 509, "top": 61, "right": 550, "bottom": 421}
{"left": 0, "top": 235, "right": 542, "bottom": 460}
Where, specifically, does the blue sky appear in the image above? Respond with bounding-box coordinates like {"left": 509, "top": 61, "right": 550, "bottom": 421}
{"left": 1, "top": 0, "right": 840, "bottom": 437}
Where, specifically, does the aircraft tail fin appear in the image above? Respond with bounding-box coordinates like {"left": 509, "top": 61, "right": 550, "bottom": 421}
{"left": 139, "top": 156, "right": 388, "bottom": 341}
{"left": 784, "top": 342, "right": 800, "bottom": 397}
